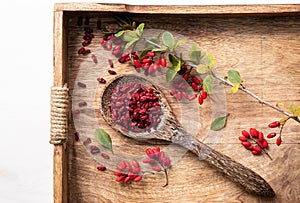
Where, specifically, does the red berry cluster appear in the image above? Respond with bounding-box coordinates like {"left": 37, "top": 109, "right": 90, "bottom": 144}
{"left": 109, "top": 83, "right": 163, "bottom": 133}
{"left": 169, "top": 72, "right": 207, "bottom": 105}
{"left": 143, "top": 147, "right": 171, "bottom": 171}
{"left": 268, "top": 121, "right": 282, "bottom": 146}
{"left": 101, "top": 34, "right": 124, "bottom": 57}
{"left": 239, "top": 128, "right": 270, "bottom": 157}
{"left": 120, "top": 51, "right": 167, "bottom": 75}
{"left": 115, "top": 159, "right": 143, "bottom": 184}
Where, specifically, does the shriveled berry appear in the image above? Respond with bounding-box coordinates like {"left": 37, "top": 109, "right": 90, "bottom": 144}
{"left": 83, "top": 49, "right": 91, "bottom": 55}
{"left": 268, "top": 121, "right": 280, "bottom": 128}
{"left": 79, "top": 101, "right": 87, "bottom": 107}
{"left": 83, "top": 137, "right": 91, "bottom": 145}
{"left": 108, "top": 70, "right": 116, "bottom": 75}
{"left": 97, "top": 78, "right": 106, "bottom": 83}
{"left": 108, "top": 59, "right": 114, "bottom": 68}
{"left": 74, "top": 132, "right": 79, "bottom": 141}
{"left": 276, "top": 137, "right": 282, "bottom": 146}
{"left": 97, "top": 165, "right": 106, "bottom": 171}
{"left": 77, "top": 82, "right": 87, "bottom": 88}
{"left": 241, "top": 130, "right": 250, "bottom": 138}
{"left": 267, "top": 132, "right": 276, "bottom": 138}
{"left": 82, "top": 39, "right": 91, "bottom": 47}
{"left": 90, "top": 146, "right": 100, "bottom": 154}
{"left": 78, "top": 47, "right": 85, "bottom": 54}
{"left": 101, "top": 153, "right": 110, "bottom": 159}
{"left": 91, "top": 54, "right": 98, "bottom": 63}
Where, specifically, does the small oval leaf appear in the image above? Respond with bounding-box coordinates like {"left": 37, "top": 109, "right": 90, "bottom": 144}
{"left": 210, "top": 115, "right": 229, "bottom": 131}
{"left": 162, "top": 31, "right": 175, "bottom": 48}
{"left": 228, "top": 70, "right": 242, "bottom": 84}
{"left": 196, "top": 64, "right": 209, "bottom": 74}
{"left": 203, "top": 75, "right": 213, "bottom": 94}
{"left": 95, "top": 128, "right": 112, "bottom": 151}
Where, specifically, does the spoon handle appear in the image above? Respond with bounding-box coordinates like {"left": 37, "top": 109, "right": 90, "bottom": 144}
{"left": 172, "top": 128, "right": 275, "bottom": 197}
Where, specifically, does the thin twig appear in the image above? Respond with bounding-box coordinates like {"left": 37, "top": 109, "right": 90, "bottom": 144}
{"left": 211, "top": 71, "right": 300, "bottom": 124}
{"left": 142, "top": 37, "right": 300, "bottom": 124}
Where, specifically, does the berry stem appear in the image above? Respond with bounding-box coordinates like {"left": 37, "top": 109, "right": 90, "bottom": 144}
{"left": 248, "top": 136, "right": 273, "bottom": 160}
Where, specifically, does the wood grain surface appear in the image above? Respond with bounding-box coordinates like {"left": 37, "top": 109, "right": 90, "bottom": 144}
{"left": 54, "top": 5, "right": 300, "bottom": 203}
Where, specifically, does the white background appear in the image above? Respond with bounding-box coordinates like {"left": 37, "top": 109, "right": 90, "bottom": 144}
{"left": 0, "top": 0, "right": 299, "bottom": 202}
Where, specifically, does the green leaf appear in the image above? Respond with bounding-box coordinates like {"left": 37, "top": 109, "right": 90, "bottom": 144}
{"left": 227, "top": 70, "right": 242, "bottom": 84}
{"left": 169, "top": 54, "right": 180, "bottom": 66}
{"left": 114, "top": 30, "right": 125, "bottom": 37}
{"left": 294, "top": 106, "right": 300, "bottom": 116}
{"left": 210, "top": 115, "right": 229, "bottom": 131}
{"left": 122, "top": 31, "right": 139, "bottom": 42}
{"left": 287, "top": 104, "right": 295, "bottom": 114}
{"left": 166, "top": 68, "right": 177, "bottom": 82}
{"left": 125, "top": 38, "right": 139, "bottom": 49}
{"left": 206, "top": 54, "right": 215, "bottom": 69}
{"left": 162, "top": 31, "right": 175, "bottom": 48}
{"left": 231, "top": 83, "right": 240, "bottom": 93}
{"left": 166, "top": 60, "right": 181, "bottom": 82}
{"left": 203, "top": 75, "right": 213, "bottom": 93}
{"left": 136, "top": 23, "right": 145, "bottom": 37}
{"left": 174, "top": 39, "right": 186, "bottom": 49}
{"left": 190, "top": 50, "right": 201, "bottom": 64}
{"left": 95, "top": 128, "right": 112, "bottom": 151}
{"left": 196, "top": 64, "right": 209, "bottom": 74}
{"left": 152, "top": 45, "right": 168, "bottom": 52}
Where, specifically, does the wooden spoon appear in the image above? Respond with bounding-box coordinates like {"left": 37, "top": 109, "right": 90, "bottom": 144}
{"left": 99, "top": 74, "right": 275, "bottom": 197}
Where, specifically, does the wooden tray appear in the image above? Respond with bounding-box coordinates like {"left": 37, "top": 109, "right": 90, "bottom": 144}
{"left": 52, "top": 3, "right": 300, "bottom": 203}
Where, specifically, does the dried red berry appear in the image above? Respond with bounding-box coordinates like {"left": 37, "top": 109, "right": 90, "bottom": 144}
{"left": 132, "top": 159, "right": 139, "bottom": 168}
{"left": 108, "top": 59, "right": 114, "bottom": 68}
{"left": 97, "top": 78, "right": 106, "bottom": 83}
{"left": 268, "top": 121, "right": 280, "bottom": 128}
{"left": 91, "top": 54, "right": 98, "bottom": 63}
{"left": 108, "top": 70, "right": 116, "bottom": 75}
{"left": 276, "top": 137, "right": 282, "bottom": 146}
{"left": 101, "top": 153, "right": 110, "bottom": 159}
{"left": 83, "top": 137, "right": 91, "bottom": 145}
{"left": 177, "top": 92, "right": 182, "bottom": 101}
{"left": 183, "top": 73, "right": 190, "bottom": 80}
{"left": 77, "top": 82, "right": 87, "bottom": 88}
{"left": 97, "top": 165, "right": 106, "bottom": 171}
{"left": 77, "top": 47, "right": 85, "bottom": 54}
{"left": 189, "top": 94, "right": 197, "bottom": 101}
{"left": 162, "top": 157, "right": 171, "bottom": 167}
{"left": 90, "top": 146, "right": 100, "bottom": 154}
{"left": 267, "top": 132, "right": 277, "bottom": 138}
{"left": 74, "top": 132, "right": 79, "bottom": 141}
{"left": 79, "top": 101, "right": 87, "bottom": 107}
{"left": 105, "top": 41, "right": 112, "bottom": 51}
{"left": 83, "top": 49, "right": 91, "bottom": 55}
{"left": 133, "top": 59, "right": 141, "bottom": 68}
{"left": 82, "top": 39, "right": 91, "bottom": 47}
{"left": 143, "top": 157, "right": 155, "bottom": 164}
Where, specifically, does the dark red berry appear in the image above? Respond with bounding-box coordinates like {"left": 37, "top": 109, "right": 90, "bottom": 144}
{"left": 108, "top": 70, "right": 116, "bottom": 75}
{"left": 91, "top": 54, "right": 98, "bottom": 63}
{"left": 97, "top": 165, "right": 106, "bottom": 171}
{"left": 97, "top": 78, "right": 106, "bottom": 83}
{"left": 74, "top": 132, "right": 79, "bottom": 141}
